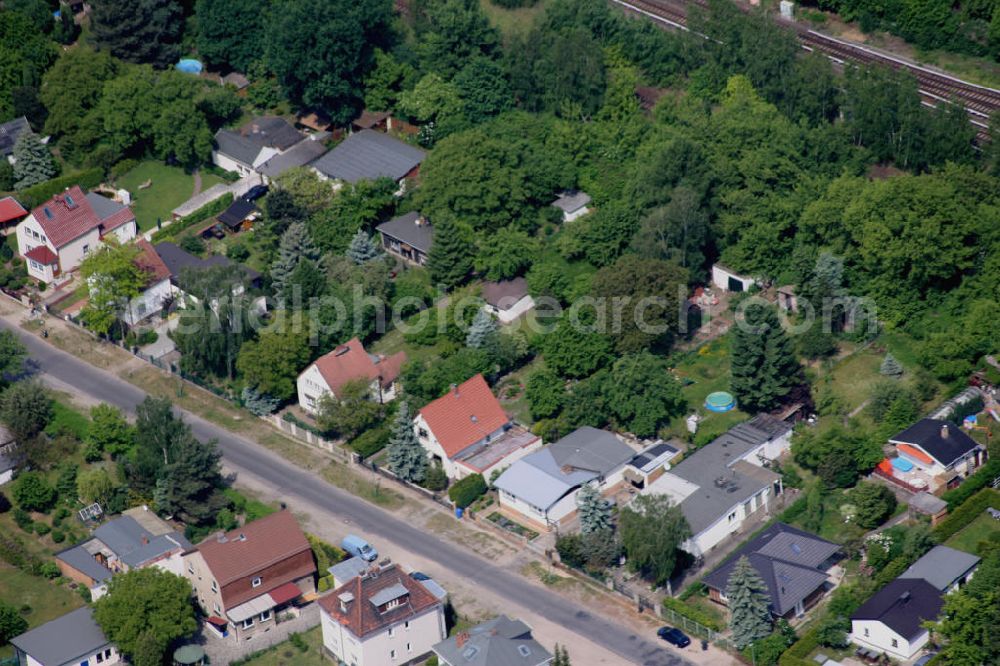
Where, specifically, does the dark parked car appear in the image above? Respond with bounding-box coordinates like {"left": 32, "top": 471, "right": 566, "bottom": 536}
{"left": 410, "top": 572, "right": 431, "bottom": 581}
{"left": 242, "top": 184, "right": 269, "bottom": 202}
{"left": 657, "top": 627, "right": 690, "bottom": 648}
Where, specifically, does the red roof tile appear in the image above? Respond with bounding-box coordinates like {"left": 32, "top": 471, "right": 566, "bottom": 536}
{"left": 0, "top": 196, "right": 27, "bottom": 224}
{"left": 313, "top": 338, "right": 406, "bottom": 394}
{"left": 24, "top": 245, "right": 57, "bottom": 265}
{"left": 319, "top": 564, "right": 440, "bottom": 639}
{"left": 194, "top": 511, "right": 312, "bottom": 586}
{"left": 133, "top": 238, "right": 172, "bottom": 286}
{"left": 30, "top": 186, "right": 135, "bottom": 249}
{"left": 418, "top": 374, "right": 509, "bottom": 458}
{"left": 268, "top": 581, "right": 303, "bottom": 605}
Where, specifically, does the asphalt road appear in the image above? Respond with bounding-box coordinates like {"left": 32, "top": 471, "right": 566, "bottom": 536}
{"left": 5, "top": 321, "right": 692, "bottom": 666}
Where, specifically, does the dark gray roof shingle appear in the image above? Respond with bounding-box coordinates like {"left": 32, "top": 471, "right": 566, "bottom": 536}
{"left": 311, "top": 130, "right": 425, "bottom": 184}
{"left": 851, "top": 578, "right": 943, "bottom": 640}
{"left": 214, "top": 129, "right": 263, "bottom": 166}
{"left": 889, "top": 419, "right": 982, "bottom": 467}
{"left": 0, "top": 116, "right": 31, "bottom": 156}
{"left": 702, "top": 522, "right": 839, "bottom": 616}
{"left": 10, "top": 607, "right": 112, "bottom": 665}
{"left": 376, "top": 211, "right": 434, "bottom": 253}
{"left": 433, "top": 615, "right": 552, "bottom": 666}
{"left": 898, "top": 545, "right": 980, "bottom": 592}
{"left": 256, "top": 138, "right": 329, "bottom": 178}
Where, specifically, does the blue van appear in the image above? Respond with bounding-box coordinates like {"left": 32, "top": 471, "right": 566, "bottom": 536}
{"left": 341, "top": 534, "right": 378, "bottom": 562}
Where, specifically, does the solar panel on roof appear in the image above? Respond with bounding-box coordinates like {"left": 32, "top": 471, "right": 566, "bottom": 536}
{"left": 791, "top": 543, "right": 802, "bottom": 555}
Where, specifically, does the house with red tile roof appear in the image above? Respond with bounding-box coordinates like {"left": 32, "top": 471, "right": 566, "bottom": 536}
{"left": 182, "top": 510, "right": 317, "bottom": 642}
{"left": 120, "top": 239, "right": 173, "bottom": 326}
{"left": 414, "top": 374, "right": 542, "bottom": 480}
{"left": 319, "top": 564, "right": 445, "bottom": 666}
{"left": 15, "top": 186, "right": 136, "bottom": 283}
{"left": 0, "top": 196, "right": 27, "bottom": 228}
{"left": 296, "top": 337, "right": 406, "bottom": 414}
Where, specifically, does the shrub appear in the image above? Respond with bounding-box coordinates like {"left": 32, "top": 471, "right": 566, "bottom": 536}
{"left": 421, "top": 462, "right": 448, "bottom": 492}
{"left": 51, "top": 529, "right": 65, "bottom": 543}
{"left": 136, "top": 329, "right": 158, "bottom": 346}
{"left": 39, "top": 561, "right": 59, "bottom": 578}
{"left": 0, "top": 490, "right": 10, "bottom": 513}
{"left": 12, "top": 472, "right": 56, "bottom": 513}
{"left": 307, "top": 534, "right": 346, "bottom": 573}
{"left": 778, "top": 626, "right": 822, "bottom": 666}
{"left": 934, "top": 488, "right": 1000, "bottom": 541}
{"left": 941, "top": 459, "right": 1000, "bottom": 508}
{"left": 350, "top": 426, "right": 390, "bottom": 458}
{"left": 556, "top": 534, "right": 585, "bottom": 568}
{"left": 150, "top": 193, "right": 233, "bottom": 243}
{"left": 662, "top": 597, "right": 724, "bottom": 633}
{"left": 17, "top": 168, "right": 104, "bottom": 208}
{"left": 179, "top": 234, "right": 205, "bottom": 255}
{"left": 742, "top": 628, "right": 794, "bottom": 666}
{"left": 448, "top": 474, "right": 486, "bottom": 509}
{"left": 33, "top": 521, "right": 50, "bottom": 536}
{"left": 778, "top": 496, "right": 808, "bottom": 523}
{"left": 289, "top": 632, "right": 308, "bottom": 652}
{"left": 227, "top": 242, "right": 250, "bottom": 262}
{"left": 12, "top": 508, "right": 32, "bottom": 531}
{"left": 110, "top": 159, "right": 140, "bottom": 180}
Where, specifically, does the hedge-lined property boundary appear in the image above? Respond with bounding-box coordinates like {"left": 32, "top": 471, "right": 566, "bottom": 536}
{"left": 662, "top": 596, "right": 725, "bottom": 632}
{"left": 150, "top": 192, "right": 233, "bottom": 243}
{"left": 14, "top": 168, "right": 104, "bottom": 209}
{"left": 934, "top": 487, "right": 1000, "bottom": 541}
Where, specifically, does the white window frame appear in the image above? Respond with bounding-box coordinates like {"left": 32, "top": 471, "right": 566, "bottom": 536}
{"left": 252, "top": 576, "right": 262, "bottom": 588}
{"left": 260, "top": 609, "right": 272, "bottom": 622}
{"left": 388, "top": 626, "right": 395, "bottom": 637}
{"left": 390, "top": 649, "right": 396, "bottom": 660}
{"left": 211, "top": 580, "right": 218, "bottom": 593}
{"left": 242, "top": 617, "right": 254, "bottom": 630}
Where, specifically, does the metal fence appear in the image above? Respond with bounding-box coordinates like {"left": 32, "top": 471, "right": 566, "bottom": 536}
{"left": 659, "top": 606, "right": 733, "bottom": 651}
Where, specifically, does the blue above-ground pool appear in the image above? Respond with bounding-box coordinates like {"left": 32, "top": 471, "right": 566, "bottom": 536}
{"left": 705, "top": 391, "right": 736, "bottom": 413}
{"left": 176, "top": 59, "right": 203, "bottom": 74}
{"left": 891, "top": 457, "right": 914, "bottom": 473}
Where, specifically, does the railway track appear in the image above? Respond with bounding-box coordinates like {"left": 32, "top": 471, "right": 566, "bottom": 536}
{"left": 613, "top": 0, "right": 1000, "bottom": 135}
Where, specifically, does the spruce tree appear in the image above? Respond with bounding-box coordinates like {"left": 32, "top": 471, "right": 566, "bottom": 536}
{"left": 91, "top": 0, "right": 183, "bottom": 67}
{"left": 576, "top": 483, "right": 612, "bottom": 535}
{"left": 240, "top": 387, "right": 280, "bottom": 416}
{"left": 465, "top": 308, "right": 497, "bottom": 349}
{"left": 880, "top": 353, "right": 903, "bottom": 377}
{"left": 730, "top": 302, "right": 800, "bottom": 412}
{"left": 726, "top": 556, "right": 773, "bottom": 650}
{"left": 427, "top": 216, "right": 473, "bottom": 289}
{"left": 12, "top": 133, "right": 56, "bottom": 189}
{"left": 552, "top": 645, "right": 572, "bottom": 666}
{"left": 386, "top": 401, "right": 427, "bottom": 483}
{"left": 346, "top": 229, "right": 380, "bottom": 264}
{"left": 270, "top": 222, "right": 320, "bottom": 295}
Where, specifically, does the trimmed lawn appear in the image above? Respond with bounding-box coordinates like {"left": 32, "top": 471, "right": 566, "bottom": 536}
{"left": 945, "top": 513, "right": 1000, "bottom": 555}
{"left": 670, "top": 337, "right": 749, "bottom": 443}
{"left": 480, "top": 0, "right": 548, "bottom": 37}
{"left": 0, "top": 567, "right": 85, "bottom": 659}
{"left": 234, "top": 626, "right": 327, "bottom": 666}
{"left": 116, "top": 162, "right": 225, "bottom": 233}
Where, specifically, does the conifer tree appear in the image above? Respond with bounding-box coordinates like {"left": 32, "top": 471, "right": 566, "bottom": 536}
{"left": 91, "top": 0, "right": 183, "bottom": 67}
{"left": 346, "top": 229, "right": 380, "bottom": 264}
{"left": 880, "top": 353, "right": 903, "bottom": 377}
{"left": 240, "top": 386, "right": 280, "bottom": 415}
{"left": 730, "top": 303, "right": 800, "bottom": 412}
{"left": 12, "top": 133, "right": 56, "bottom": 189}
{"left": 726, "top": 556, "right": 773, "bottom": 650}
{"left": 552, "top": 645, "right": 572, "bottom": 666}
{"left": 386, "top": 401, "right": 427, "bottom": 483}
{"left": 270, "top": 222, "right": 320, "bottom": 295}
{"left": 465, "top": 308, "right": 497, "bottom": 349}
{"left": 576, "top": 483, "right": 612, "bottom": 535}
{"left": 427, "top": 216, "right": 473, "bottom": 288}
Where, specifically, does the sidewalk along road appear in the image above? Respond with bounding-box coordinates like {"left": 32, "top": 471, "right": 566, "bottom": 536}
{"left": 2, "top": 320, "right": 696, "bottom": 666}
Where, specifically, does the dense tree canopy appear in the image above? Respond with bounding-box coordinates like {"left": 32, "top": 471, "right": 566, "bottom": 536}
{"left": 91, "top": 0, "right": 184, "bottom": 68}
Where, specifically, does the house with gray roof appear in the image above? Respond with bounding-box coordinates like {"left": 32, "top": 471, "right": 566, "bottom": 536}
{"left": 376, "top": 211, "right": 433, "bottom": 265}
{"left": 433, "top": 615, "right": 553, "bottom": 666}
{"left": 701, "top": 522, "right": 840, "bottom": 618}
{"left": 255, "top": 133, "right": 329, "bottom": 181}
{"left": 10, "top": 607, "right": 121, "bottom": 666}
{"left": 212, "top": 116, "right": 307, "bottom": 176}
{"left": 898, "top": 545, "right": 980, "bottom": 594}
{"left": 311, "top": 129, "right": 426, "bottom": 188}
{"left": 493, "top": 427, "right": 636, "bottom": 530}
{"left": 55, "top": 508, "right": 191, "bottom": 600}
{"left": 850, "top": 578, "right": 943, "bottom": 661}
{"left": 0, "top": 116, "right": 31, "bottom": 160}
{"left": 643, "top": 415, "right": 792, "bottom": 557}
{"left": 550, "top": 190, "right": 592, "bottom": 222}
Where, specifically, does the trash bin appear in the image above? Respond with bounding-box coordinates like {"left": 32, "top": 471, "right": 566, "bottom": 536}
{"left": 455, "top": 507, "right": 464, "bottom": 519}
{"left": 701, "top": 640, "right": 708, "bottom": 651}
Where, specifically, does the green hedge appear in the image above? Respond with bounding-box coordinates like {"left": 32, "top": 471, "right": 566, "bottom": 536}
{"left": 448, "top": 473, "right": 486, "bottom": 508}
{"left": 873, "top": 555, "right": 914, "bottom": 588}
{"left": 150, "top": 192, "right": 233, "bottom": 243}
{"left": 15, "top": 168, "right": 105, "bottom": 209}
{"left": 778, "top": 496, "right": 808, "bottom": 524}
{"left": 778, "top": 627, "right": 821, "bottom": 666}
{"left": 350, "top": 426, "right": 390, "bottom": 458}
{"left": 941, "top": 458, "right": 1000, "bottom": 508}
{"left": 933, "top": 487, "right": 1000, "bottom": 542}
{"left": 661, "top": 597, "right": 724, "bottom": 632}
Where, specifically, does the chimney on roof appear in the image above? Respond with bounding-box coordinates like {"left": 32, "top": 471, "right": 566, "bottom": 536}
{"left": 238, "top": 533, "right": 246, "bottom": 542}
{"left": 215, "top": 531, "right": 227, "bottom": 543}
{"left": 451, "top": 383, "right": 459, "bottom": 397}
{"left": 900, "top": 591, "right": 911, "bottom": 603}
{"left": 251, "top": 123, "right": 261, "bottom": 134}
{"left": 471, "top": 414, "right": 477, "bottom": 423}
{"left": 941, "top": 424, "right": 950, "bottom": 438}
{"left": 141, "top": 536, "right": 149, "bottom": 546}
{"left": 335, "top": 345, "right": 350, "bottom": 356}
{"left": 338, "top": 592, "right": 355, "bottom": 613}
{"left": 456, "top": 632, "right": 469, "bottom": 648}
